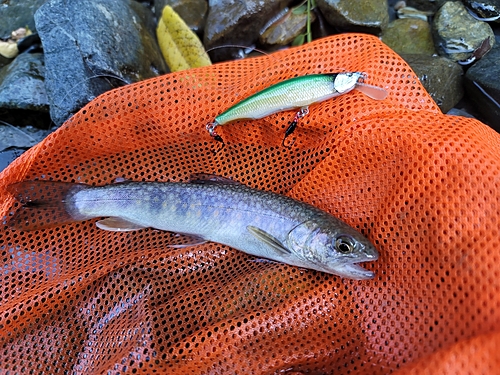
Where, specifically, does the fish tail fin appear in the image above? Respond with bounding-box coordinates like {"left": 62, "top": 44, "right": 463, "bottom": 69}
{"left": 6, "top": 180, "right": 89, "bottom": 231}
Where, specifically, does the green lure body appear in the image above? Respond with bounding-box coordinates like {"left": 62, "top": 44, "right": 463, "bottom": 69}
{"left": 214, "top": 73, "right": 360, "bottom": 125}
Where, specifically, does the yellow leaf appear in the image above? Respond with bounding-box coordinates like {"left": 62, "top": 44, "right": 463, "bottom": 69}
{"left": 156, "top": 5, "right": 211, "bottom": 72}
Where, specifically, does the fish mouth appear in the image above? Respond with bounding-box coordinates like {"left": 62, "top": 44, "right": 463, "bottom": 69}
{"left": 330, "top": 263, "right": 375, "bottom": 280}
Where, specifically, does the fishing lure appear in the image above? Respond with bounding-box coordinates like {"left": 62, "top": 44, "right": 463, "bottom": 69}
{"left": 206, "top": 72, "right": 388, "bottom": 146}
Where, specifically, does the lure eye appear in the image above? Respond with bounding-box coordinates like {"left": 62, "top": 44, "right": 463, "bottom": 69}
{"left": 335, "top": 235, "right": 356, "bottom": 254}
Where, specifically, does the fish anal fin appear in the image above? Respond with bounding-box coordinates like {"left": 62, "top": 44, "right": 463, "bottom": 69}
{"left": 189, "top": 173, "right": 241, "bottom": 185}
{"left": 167, "top": 233, "right": 207, "bottom": 248}
{"left": 96, "top": 217, "right": 146, "bottom": 232}
{"left": 247, "top": 225, "right": 291, "bottom": 255}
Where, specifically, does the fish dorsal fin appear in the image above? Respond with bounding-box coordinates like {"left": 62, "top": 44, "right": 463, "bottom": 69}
{"left": 247, "top": 225, "right": 291, "bottom": 255}
{"left": 189, "top": 173, "right": 242, "bottom": 185}
{"left": 96, "top": 217, "right": 147, "bottom": 232}
{"left": 166, "top": 233, "right": 207, "bottom": 248}
{"left": 112, "top": 177, "right": 132, "bottom": 184}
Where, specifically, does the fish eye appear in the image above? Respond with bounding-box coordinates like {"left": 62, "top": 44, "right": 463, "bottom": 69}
{"left": 335, "top": 235, "right": 356, "bottom": 254}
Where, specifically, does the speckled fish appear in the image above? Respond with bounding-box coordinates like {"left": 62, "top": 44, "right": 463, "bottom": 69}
{"left": 6, "top": 175, "right": 379, "bottom": 279}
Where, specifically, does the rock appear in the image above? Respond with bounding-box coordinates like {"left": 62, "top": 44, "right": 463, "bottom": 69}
{"left": 0, "top": 146, "right": 30, "bottom": 173}
{"left": 17, "top": 33, "right": 43, "bottom": 54}
{"left": 204, "top": 0, "right": 295, "bottom": 62}
{"left": 0, "top": 0, "right": 46, "bottom": 39}
{"left": 35, "top": 0, "right": 168, "bottom": 127}
{"left": 403, "top": 0, "right": 448, "bottom": 12}
{"left": 0, "top": 52, "right": 50, "bottom": 128}
{"left": 155, "top": 0, "right": 208, "bottom": 34}
{"left": 0, "top": 55, "right": 12, "bottom": 70}
{"left": 316, "top": 0, "right": 389, "bottom": 35}
{"left": 381, "top": 18, "right": 436, "bottom": 55}
{"left": 432, "top": 1, "right": 495, "bottom": 62}
{"left": 396, "top": 6, "right": 434, "bottom": 21}
{"left": 260, "top": 6, "right": 316, "bottom": 47}
{"left": 0, "top": 122, "right": 51, "bottom": 172}
{"left": 403, "top": 54, "right": 464, "bottom": 113}
{"left": 0, "top": 124, "right": 49, "bottom": 150}
{"left": 463, "top": 0, "right": 500, "bottom": 21}
{"left": 464, "top": 43, "right": 500, "bottom": 132}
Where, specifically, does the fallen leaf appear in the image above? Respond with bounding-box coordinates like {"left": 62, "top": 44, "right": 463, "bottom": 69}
{"left": 156, "top": 5, "right": 211, "bottom": 72}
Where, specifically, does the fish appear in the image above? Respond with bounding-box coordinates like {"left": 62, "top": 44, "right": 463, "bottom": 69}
{"left": 6, "top": 174, "right": 379, "bottom": 280}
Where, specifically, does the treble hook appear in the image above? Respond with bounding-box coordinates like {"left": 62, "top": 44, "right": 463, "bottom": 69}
{"left": 281, "top": 107, "right": 309, "bottom": 148}
{"left": 206, "top": 122, "right": 225, "bottom": 154}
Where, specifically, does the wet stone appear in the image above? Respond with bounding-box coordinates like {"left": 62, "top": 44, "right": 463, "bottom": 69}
{"left": 260, "top": 7, "right": 316, "bottom": 47}
{"left": 316, "top": 0, "right": 389, "bottom": 35}
{"left": 155, "top": 0, "right": 208, "bottom": 34}
{"left": 463, "top": 0, "right": 500, "bottom": 21}
{"left": 432, "top": 1, "right": 495, "bottom": 62}
{"left": 204, "top": 0, "right": 295, "bottom": 62}
{"left": 0, "top": 122, "right": 51, "bottom": 172}
{"left": 403, "top": 54, "right": 464, "bottom": 113}
{"left": 464, "top": 43, "right": 500, "bottom": 132}
{"left": 0, "top": 52, "right": 49, "bottom": 126}
{"left": 0, "top": 0, "right": 46, "bottom": 38}
{"left": 0, "top": 124, "right": 49, "bottom": 150}
{"left": 381, "top": 18, "right": 436, "bottom": 55}
{"left": 403, "top": 0, "right": 448, "bottom": 12}
{"left": 35, "top": 0, "right": 168, "bottom": 127}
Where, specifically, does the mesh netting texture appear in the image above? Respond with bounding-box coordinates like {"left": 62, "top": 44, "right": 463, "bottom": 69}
{"left": 0, "top": 34, "right": 499, "bottom": 374}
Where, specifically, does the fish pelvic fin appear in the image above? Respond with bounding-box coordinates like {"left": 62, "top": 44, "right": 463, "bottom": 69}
{"left": 96, "top": 217, "right": 147, "bottom": 232}
{"left": 6, "top": 180, "right": 88, "bottom": 231}
{"left": 247, "top": 225, "right": 291, "bottom": 255}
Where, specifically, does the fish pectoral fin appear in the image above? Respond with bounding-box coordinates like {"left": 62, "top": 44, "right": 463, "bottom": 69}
{"left": 247, "top": 225, "right": 291, "bottom": 255}
{"left": 96, "top": 217, "right": 147, "bottom": 232}
{"left": 167, "top": 233, "right": 207, "bottom": 248}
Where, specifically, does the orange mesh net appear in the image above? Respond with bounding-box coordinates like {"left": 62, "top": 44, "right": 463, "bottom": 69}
{"left": 1, "top": 33, "right": 499, "bottom": 374}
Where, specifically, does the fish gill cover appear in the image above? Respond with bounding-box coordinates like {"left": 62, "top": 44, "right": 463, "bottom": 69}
{"left": 0, "top": 34, "right": 499, "bottom": 374}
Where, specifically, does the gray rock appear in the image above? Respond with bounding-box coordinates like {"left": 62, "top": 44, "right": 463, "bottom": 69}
{"left": 464, "top": 43, "right": 500, "bottom": 132}
{"left": 35, "top": 0, "right": 168, "bottom": 126}
{"left": 204, "top": 0, "right": 295, "bottom": 62}
{"left": 0, "top": 123, "right": 49, "bottom": 150}
{"left": 0, "top": 52, "right": 48, "bottom": 112}
{"left": 0, "top": 121, "right": 51, "bottom": 172}
{"left": 0, "top": 0, "right": 46, "bottom": 39}
{"left": 316, "top": 0, "right": 389, "bottom": 34}
{"left": 0, "top": 52, "right": 51, "bottom": 128}
{"left": 432, "top": 1, "right": 495, "bottom": 62}
{"left": 0, "top": 146, "right": 30, "bottom": 173}
{"left": 403, "top": 54, "right": 464, "bottom": 113}
{"left": 155, "top": 0, "right": 208, "bottom": 34}
{"left": 381, "top": 18, "right": 436, "bottom": 55}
